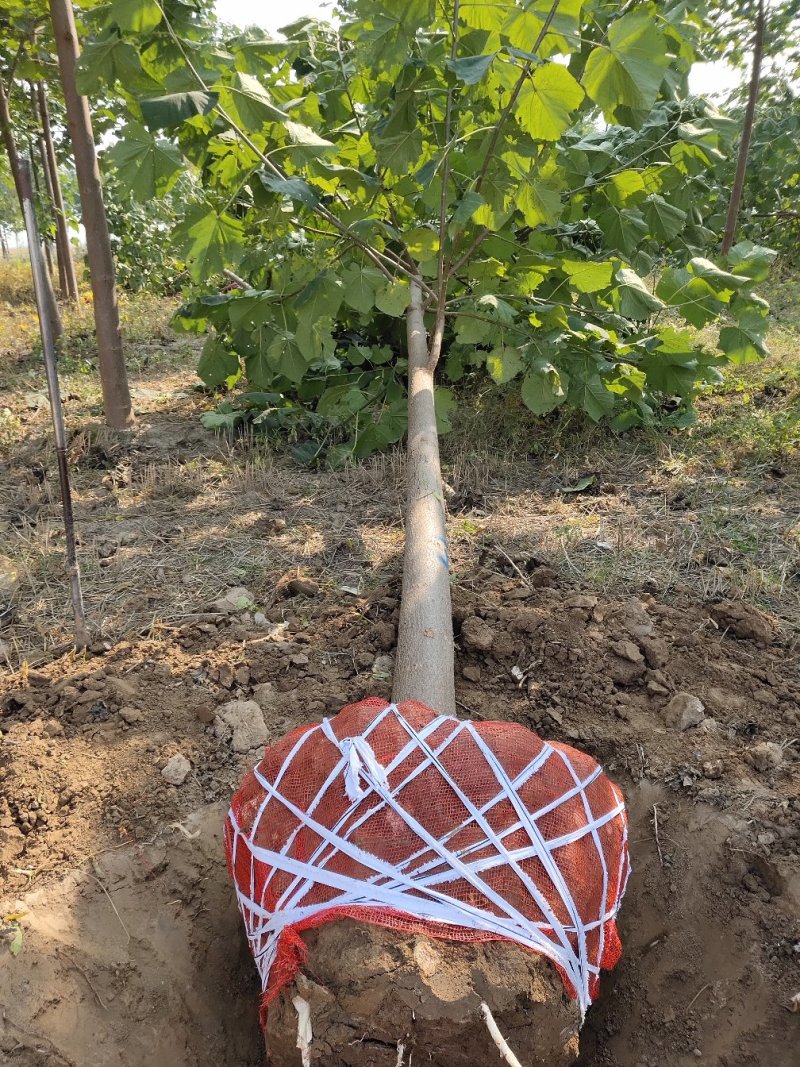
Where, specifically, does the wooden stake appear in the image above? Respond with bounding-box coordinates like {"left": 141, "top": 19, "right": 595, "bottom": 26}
{"left": 19, "top": 156, "right": 89, "bottom": 649}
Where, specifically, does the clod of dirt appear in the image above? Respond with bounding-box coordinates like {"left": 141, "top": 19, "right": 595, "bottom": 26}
{"left": 608, "top": 598, "right": 654, "bottom": 639}
{"left": 161, "top": 753, "right": 191, "bottom": 785}
{"left": 747, "top": 741, "right": 784, "bottom": 772}
{"left": 253, "top": 682, "right": 276, "bottom": 711}
{"left": 287, "top": 577, "right": 320, "bottom": 597}
{"left": 662, "top": 692, "right": 706, "bottom": 731}
{"left": 215, "top": 699, "right": 270, "bottom": 753}
{"left": 210, "top": 586, "right": 256, "bottom": 614}
{"left": 640, "top": 635, "right": 669, "bottom": 669}
{"left": 265, "top": 921, "right": 581, "bottom": 1067}
{"left": 709, "top": 600, "right": 778, "bottom": 645}
{"left": 460, "top": 615, "right": 494, "bottom": 652}
{"left": 611, "top": 639, "right": 643, "bottom": 664}
{"left": 119, "top": 706, "right": 144, "bottom": 725}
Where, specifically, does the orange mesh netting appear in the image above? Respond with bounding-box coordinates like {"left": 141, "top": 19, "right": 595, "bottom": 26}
{"left": 225, "top": 698, "right": 630, "bottom": 1021}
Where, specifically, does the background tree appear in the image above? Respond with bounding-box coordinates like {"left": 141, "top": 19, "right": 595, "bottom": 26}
{"left": 49, "top": 0, "right": 133, "bottom": 428}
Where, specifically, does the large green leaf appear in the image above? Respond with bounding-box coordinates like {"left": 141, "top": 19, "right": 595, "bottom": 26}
{"left": 560, "top": 259, "right": 614, "bottom": 294}
{"left": 447, "top": 52, "right": 497, "bottom": 84}
{"left": 106, "top": 123, "right": 183, "bottom": 200}
{"left": 486, "top": 345, "right": 523, "bottom": 384}
{"left": 718, "top": 326, "right": 768, "bottom": 365}
{"left": 582, "top": 12, "right": 668, "bottom": 120}
{"left": 217, "top": 72, "right": 288, "bottom": 131}
{"left": 644, "top": 194, "right": 687, "bottom": 240}
{"left": 569, "top": 372, "right": 615, "bottom": 421}
{"left": 76, "top": 33, "right": 156, "bottom": 94}
{"left": 656, "top": 267, "right": 723, "bottom": 328}
{"left": 176, "top": 205, "right": 245, "bottom": 282}
{"left": 260, "top": 174, "right": 319, "bottom": 207}
{"left": 295, "top": 272, "right": 345, "bottom": 321}
{"left": 615, "top": 268, "right": 666, "bottom": 319}
{"left": 342, "top": 264, "right": 383, "bottom": 314}
{"left": 198, "top": 335, "right": 239, "bottom": 387}
{"left": 516, "top": 63, "right": 584, "bottom": 141}
{"left": 521, "top": 365, "right": 565, "bottom": 415}
{"left": 375, "top": 279, "right": 410, "bottom": 317}
{"left": 107, "top": 0, "right": 162, "bottom": 32}
{"left": 141, "top": 90, "right": 218, "bottom": 129}
{"left": 502, "top": 0, "right": 584, "bottom": 57}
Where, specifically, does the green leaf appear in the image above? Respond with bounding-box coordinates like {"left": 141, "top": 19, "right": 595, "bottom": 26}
{"left": 268, "top": 331, "right": 307, "bottom": 383}
{"left": 434, "top": 388, "right": 456, "bottom": 433}
{"left": 462, "top": 0, "right": 514, "bottom": 32}
{"left": 521, "top": 364, "right": 565, "bottom": 415}
{"left": 285, "top": 120, "right": 334, "bottom": 155}
{"left": 76, "top": 33, "right": 155, "bottom": 94}
{"left": 718, "top": 326, "right": 767, "bottom": 365}
{"left": 639, "top": 329, "right": 699, "bottom": 394}
{"left": 726, "top": 241, "right": 777, "bottom": 283}
{"left": 141, "top": 90, "right": 218, "bottom": 130}
{"left": 106, "top": 123, "right": 183, "bottom": 200}
{"left": 375, "top": 279, "right": 410, "bottom": 317}
{"left": 217, "top": 72, "right": 289, "bottom": 130}
{"left": 560, "top": 473, "right": 596, "bottom": 493}
{"left": 449, "top": 191, "right": 486, "bottom": 236}
{"left": 560, "top": 259, "right": 614, "bottom": 294}
{"left": 516, "top": 63, "right": 584, "bottom": 141}
{"left": 615, "top": 268, "right": 666, "bottom": 319}
{"left": 8, "top": 924, "right": 23, "bottom": 957}
{"left": 342, "top": 264, "right": 383, "bottom": 314}
{"left": 570, "top": 373, "right": 615, "bottom": 422}
{"left": 502, "top": 0, "right": 584, "bottom": 57}
{"left": 656, "top": 267, "right": 722, "bottom": 328}
{"left": 644, "top": 194, "right": 687, "bottom": 240}
{"left": 198, "top": 335, "right": 240, "bottom": 387}
{"left": 517, "top": 181, "right": 562, "bottom": 227}
{"left": 176, "top": 205, "right": 245, "bottom": 282}
{"left": 295, "top": 272, "right": 344, "bottom": 321}
{"left": 260, "top": 174, "right": 319, "bottom": 208}
{"left": 486, "top": 346, "right": 523, "bottom": 384}
{"left": 447, "top": 52, "right": 498, "bottom": 84}
{"left": 108, "top": 0, "right": 162, "bottom": 32}
{"left": 595, "top": 204, "right": 648, "bottom": 255}
{"left": 582, "top": 12, "right": 668, "bottom": 120}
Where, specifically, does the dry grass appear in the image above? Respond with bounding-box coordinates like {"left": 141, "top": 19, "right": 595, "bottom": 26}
{"left": 0, "top": 269, "right": 798, "bottom": 665}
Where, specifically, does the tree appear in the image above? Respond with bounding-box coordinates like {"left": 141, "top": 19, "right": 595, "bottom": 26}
{"left": 0, "top": 163, "right": 18, "bottom": 252}
{"left": 36, "top": 79, "right": 79, "bottom": 300}
{"left": 49, "top": 0, "right": 133, "bottom": 428}
{"left": 0, "top": 34, "right": 63, "bottom": 337}
{"left": 85, "top": 0, "right": 776, "bottom": 711}
{"left": 704, "top": 0, "right": 800, "bottom": 252}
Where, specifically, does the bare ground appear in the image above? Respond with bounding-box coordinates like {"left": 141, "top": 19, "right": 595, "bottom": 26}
{"left": 1, "top": 289, "right": 799, "bottom": 1065}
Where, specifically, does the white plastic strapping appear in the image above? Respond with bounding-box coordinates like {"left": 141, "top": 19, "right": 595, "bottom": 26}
{"left": 226, "top": 703, "right": 630, "bottom": 1017}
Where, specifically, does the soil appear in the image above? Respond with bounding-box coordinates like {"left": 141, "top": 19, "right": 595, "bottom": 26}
{"left": 266, "top": 922, "right": 581, "bottom": 1067}
{"left": 2, "top": 546, "right": 798, "bottom": 1065}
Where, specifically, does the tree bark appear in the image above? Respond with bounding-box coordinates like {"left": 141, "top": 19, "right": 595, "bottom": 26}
{"left": 28, "top": 144, "right": 56, "bottom": 284}
{"left": 392, "top": 280, "right": 455, "bottom": 717}
{"left": 49, "top": 0, "right": 133, "bottom": 428}
{"left": 721, "top": 0, "right": 766, "bottom": 255}
{"left": 0, "top": 73, "right": 63, "bottom": 340}
{"left": 37, "top": 81, "right": 79, "bottom": 301}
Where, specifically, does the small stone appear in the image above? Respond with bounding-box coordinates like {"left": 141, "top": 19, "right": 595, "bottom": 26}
{"left": 161, "top": 754, "right": 191, "bottom": 785}
{"left": 703, "top": 686, "right": 746, "bottom": 715}
{"left": 210, "top": 586, "right": 255, "bottom": 614}
{"left": 565, "top": 594, "right": 598, "bottom": 610}
{"left": 372, "top": 655, "right": 394, "bottom": 679}
{"left": 460, "top": 616, "right": 494, "bottom": 652}
{"left": 119, "top": 706, "right": 144, "bottom": 725}
{"left": 702, "top": 759, "right": 724, "bottom": 780}
{"left": 640, "top": 637, "right": 669, "bottom": 669}
{"left": 253, "top": 612, "right": 269, "bottom": 626}
{"left": 355, "top": 651, "right": 375, "bottom": 669}
{"left": 610, "top": 640, "right": 643, "bottom": 664}
{"left": 253, "top": 682, "right": 276, "bottom": 711}
{"left": 752, "top": 688, "right": 778, "bottom": 707}
{"left": 647, "top": 680, "right": 670, "bottom": 696}
{"left": 287, "top": 577, "right": 320, "bottom": 597}
{"left": 663, "top": 692, "right": 705, "bottom": 731}
{"left": 106, "top": 676, "right": 138, "bottom": 703}
{"left": 289, "top": 653, "right": 310, "bottom": 668}
{"left": 234, "top": 665, "right": 251, "bottom": 687}
{"left": 215, "top": 699, "right": 269, "bottom": 753}
{"left": 217, "top": 663, "right": 235, "bottom": 689}
{"left": 610, "top": 599, "right": 654, "bottom": 639}
{"left": 747, "top": 741, "right": 783, "bottom": 772}
{"left": 27, "top": 670, "right": 50, "bottom": 687}
{"left": 709, "top": 600, "right": 777, "bottom": 645}
{"left": 42, "top": 719, "right": 64, "bottom": 737}
{"left": 462, "top": 664, "right": 482, "bottom": 682}
{"left": 194, "top": 701, "right": 216, "bottom": 724}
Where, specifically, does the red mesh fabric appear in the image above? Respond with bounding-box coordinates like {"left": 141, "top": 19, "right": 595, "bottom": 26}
{"left": 225, "top": 698, "right": 629, "bottom": 1023}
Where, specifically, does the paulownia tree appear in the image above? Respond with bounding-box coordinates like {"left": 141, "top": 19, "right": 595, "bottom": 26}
{"left": 86, "top": 0, "right": 776, "bottom": 713}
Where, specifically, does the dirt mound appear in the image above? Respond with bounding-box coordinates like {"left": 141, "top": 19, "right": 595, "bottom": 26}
{"left": 266, "top": 921, "right": 580, "bottom": 1066}
{"left": 2, "top": 576, "right": 799, "bottom": 1066}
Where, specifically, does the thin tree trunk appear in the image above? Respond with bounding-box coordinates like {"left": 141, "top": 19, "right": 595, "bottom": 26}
{"left": 49, "top": 0, "right": 133, "bottom": 428}
{"left": 37, "top": 81, "right": 79, "bottom": 301}
{"left": 0, "top": 73, "right": 63, "bottom": 340}
{"left": 1, "top": 233, "right": 8, "bottom": 257}
{"left": 721, "top": 0, "right": 766, "bottom": 255}
{"left": 28, "top": 144, "right": 56, "bottom": 283}
{"left": 392, "top": 280, "right": 455, "bottom": 717}
{"left": 38, "top": 130, "right": 68, "bottom": 294}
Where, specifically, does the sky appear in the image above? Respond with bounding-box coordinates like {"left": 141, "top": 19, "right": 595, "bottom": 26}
{"left": 213, "top": 0, "right": 742, "bottom": 98}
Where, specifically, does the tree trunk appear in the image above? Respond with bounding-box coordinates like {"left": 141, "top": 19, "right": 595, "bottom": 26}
{"left": 392, "top": 280, "right": 455, "bottom": 717}
{"left": 37, "top": 81, "right": 79, "bottom": 301}
{"left": 721, "top": 0, "right": 766, "bottom": 255}
{"left": 1, "top": 233, "right": 8, "bottom": 257}
{"left": 28, "top": 144, "right": 56, "bottom": 283}
{"left": 49, "top": 0, "right": 133, "bottom": 428}
{"left": 0, "top": 74, "right": 63, "bottom": 340}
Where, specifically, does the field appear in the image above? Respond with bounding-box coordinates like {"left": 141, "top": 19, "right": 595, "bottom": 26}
{"left": 0, "top": 266, "right": 798, "bottom": 1066}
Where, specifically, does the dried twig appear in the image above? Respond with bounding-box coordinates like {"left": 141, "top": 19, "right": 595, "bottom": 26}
{"left": 687, "top": 982, "right": 712, "bottom": 1011}
{"left": 652, "top": 804, "right": 664, "bottom": 867}
{"left": 59, "top": 950, "right": 109, "bottom": 1010}
{"left": 91, "top": 872, "right": 131, "bottom": 944}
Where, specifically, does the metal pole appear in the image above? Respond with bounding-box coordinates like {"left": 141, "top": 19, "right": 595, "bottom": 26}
{"left": 19, "top": 155, "right": 89, "bottom": 649}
